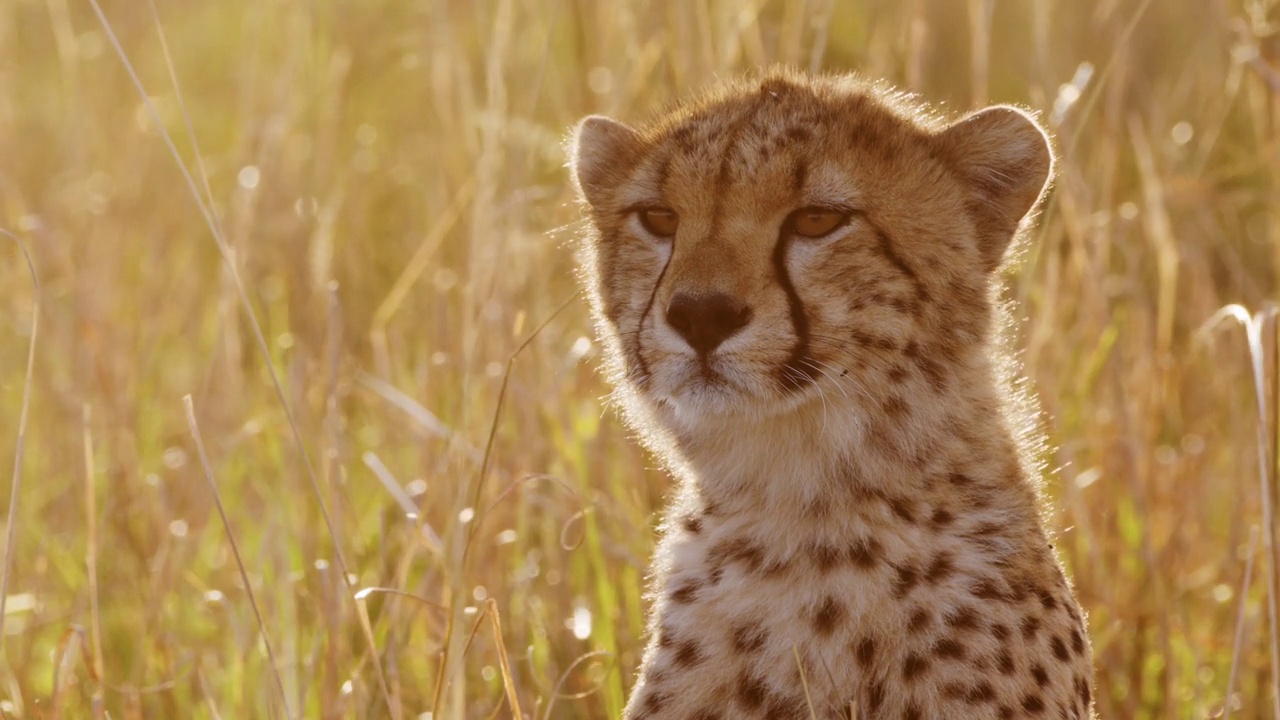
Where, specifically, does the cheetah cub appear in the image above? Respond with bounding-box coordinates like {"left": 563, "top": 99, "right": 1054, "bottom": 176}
{"left": 568, "top": 71, "right": 1094, "bottom": 720}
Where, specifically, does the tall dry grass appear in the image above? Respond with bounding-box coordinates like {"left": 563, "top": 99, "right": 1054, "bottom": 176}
{"left": 1, "top": 0, "right": 1279, "bottom": 717}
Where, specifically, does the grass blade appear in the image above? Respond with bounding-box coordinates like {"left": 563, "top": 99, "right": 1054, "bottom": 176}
{"left": 1199, "top": 304, "right": 1280, "bottom": 716}
{"left": 486, "top": 598, "right": 523, "bottom": 720}
{"left": 352, "top": 591, "right": 400, "bottom": 720}
{"left": 0, "top": 229, "right": 39, "bottom": 650}
{"left": 81, "top": 404, "right": 105, "bottom": 718}
{"left": 183, "top": 395, "right": 292, "bottom": 719}
{"left": 1225, "top": 526, "right": 1260, "bottom": 720}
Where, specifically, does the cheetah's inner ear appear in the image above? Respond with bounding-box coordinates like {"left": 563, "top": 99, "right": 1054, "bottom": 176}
{"left": 570, "top": 115, "right": 642, "bottom": 208}
{"left": 936, "top": 106, "right": 1053, "bottom": 272}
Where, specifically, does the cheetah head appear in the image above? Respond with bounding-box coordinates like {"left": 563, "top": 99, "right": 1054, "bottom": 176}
{"left": 569, "top": 71, "right": 1052, "bottom": 428}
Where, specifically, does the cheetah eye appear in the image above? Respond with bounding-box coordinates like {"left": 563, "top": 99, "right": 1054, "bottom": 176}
{"left": 788, "top": 207, "right": 849, "bottom": 238}
{"left": 637, "top": 208, "right": 679, "bottom": 238}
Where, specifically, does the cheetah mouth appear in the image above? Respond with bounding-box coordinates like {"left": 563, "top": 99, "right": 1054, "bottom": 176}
{"left": 693, "top": 356, "right": 728, "bottom": 382}
{"left": 652, "top": 362, "right": 858, "bottom": 426}
{"left": 651, "top": 356, "right": 749, "bottom": 407}
{"left": 650, "top": 354, "right": 818, "bottom": 417}
{"left": 673, "top": 361, "right": 733, "bottom": 394}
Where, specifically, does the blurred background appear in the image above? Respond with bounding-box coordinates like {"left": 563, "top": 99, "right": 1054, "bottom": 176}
{"left": 1, "top": 0, "right": 1279, "bottom": 717}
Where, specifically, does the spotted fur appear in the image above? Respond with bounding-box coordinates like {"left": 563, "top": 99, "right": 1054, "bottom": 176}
{"left": 568, "top": 69, "right": 1094, "bottom": 720}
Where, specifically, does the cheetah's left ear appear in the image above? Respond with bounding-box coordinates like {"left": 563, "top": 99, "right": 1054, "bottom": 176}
{"left": 570, "top": 115, "right": 642, "bottom": 209}
{"left": 935, "top": 106, "right": 1053, "bottom": 272}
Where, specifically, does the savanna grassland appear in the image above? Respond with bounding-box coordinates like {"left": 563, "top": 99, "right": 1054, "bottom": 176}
{"left": 2, "top": 0, "right": 1280, "bottom": 718}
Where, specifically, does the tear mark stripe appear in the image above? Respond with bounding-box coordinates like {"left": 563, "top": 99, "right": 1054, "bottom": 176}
{"left": 772, "top": 229, "right": 813, "bottom": 392}
{"left": 634, "top": 250, "right": 673, "bottom": 386}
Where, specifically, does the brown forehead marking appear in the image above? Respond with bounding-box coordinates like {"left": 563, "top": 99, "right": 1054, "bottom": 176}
{"left": 706, "top": 101, "right": 766, "bottom": 243}
{"left": 649, "top": 81, "right": 932, "bottom": 227}
{"left": 653, "top": 153, "right": 674, "bottom": 197}
{"left": 659, "top": 80, "right": 828, "bottom": 192}
{"left": 790, "top": 161, "right": 807, "bottom": 195}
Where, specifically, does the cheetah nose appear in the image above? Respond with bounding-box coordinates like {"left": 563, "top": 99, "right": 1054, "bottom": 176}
{"left": 665, "top": 292, "right": 752, "bottom": 355}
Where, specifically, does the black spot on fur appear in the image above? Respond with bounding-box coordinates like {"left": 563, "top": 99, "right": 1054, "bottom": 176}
{"left": 670, "top": 581, "right": 700, "bottom": 604}
{"left": 641, "top": 689, "right": 667, "bottom": 712}
{"left": 894, "top": 563, "right": 921, "bottom": 598}
{"left": 967, "top": 682, "right": 996, "bottom": 703}
{"left": 888, "top": 495, "right": 916, "bottom": 522}
{"left": 946, "top": 606, "right": 980, "bottom": 631}
{"left": 731, "top": 622, "right": 767, "bottom": 654}
{"left": 972, "top": 578, "right": 1009, "bottom": 602}
{"left": 883, "top": 395, "right": 910, "bottom": 418}
{"left": 1071, "top": 628, "right": 1086, "bottom": 656}
{"left": 809, "top": 542, "right": 844, "bottom": 573}
{"left": 1051, "top": 635, "right": 1070, "bottom": 661}
{"left": 998, "top": 649, "right": 1016, "bottom": 674}
{"left": 810, "top": 596, "right": 845, "bottom": 635}
{"left": 926, "top": 552, "right": 955, "bottom": 583}
{"left": 935, "top": 637, "right": 965, "bottom": 660}
{"left": 856, "top": 636, "right": 876, "bottom": 666}
{"left": 930, "top": 507, "right": 955, "bottom": 527}
{"left": 902, "top": 652, "right": 930, "bottom": 681}
{"left": 849, "top": 328, "right": 898, "bottom": 351}
{"left": 681, "top": 514, "right": 703, "bottom": 534}
{"left": 849, "top": 537, "right": 882, "bottom": 568}
{"left": 1078, "top": 676, "right": 1092, "bottom": 707}
{"left": 736, "top": 672, "right": 767, "bottom": 708}
{"left": 672, "top": 639, "right": 702, "bottom": 667}
{"left": 710, "top": 537, "right": 765, "bottom": 574}
{"left": 887, "top": 363, "right": 910, "bottom": 384}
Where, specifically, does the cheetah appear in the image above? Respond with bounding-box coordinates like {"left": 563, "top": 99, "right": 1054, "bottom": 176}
{"left": 567, "top": 70, "right": 1094, "bottom": 719}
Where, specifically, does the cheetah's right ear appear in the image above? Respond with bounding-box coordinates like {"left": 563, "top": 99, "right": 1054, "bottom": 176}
{"left": 570, "top": 115, "right": 642, "bottom": 208}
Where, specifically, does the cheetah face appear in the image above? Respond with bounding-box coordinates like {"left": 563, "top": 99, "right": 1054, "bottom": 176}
{"left": 570, "top": 73, "right": 1051, "bottom": 422}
